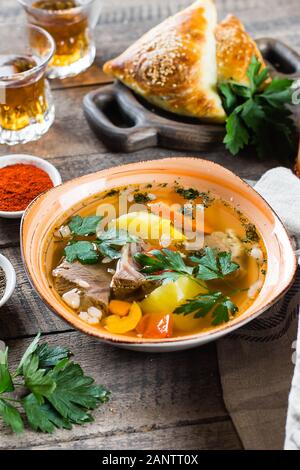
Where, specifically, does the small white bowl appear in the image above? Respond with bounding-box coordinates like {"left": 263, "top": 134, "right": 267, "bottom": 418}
{"left": 0, "top": 154, "right": 62, "bottom": 219}
{"left": 0, "top": 254, "right": 16, "bottom": 308}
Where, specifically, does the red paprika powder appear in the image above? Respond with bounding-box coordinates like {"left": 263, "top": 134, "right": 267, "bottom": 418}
{"left": 0, "top": 163, "right": 54, "bottom": 212}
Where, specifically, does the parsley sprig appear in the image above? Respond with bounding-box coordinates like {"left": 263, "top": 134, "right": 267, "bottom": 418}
{"left": 64, "top": 215, "right": 138, "bottom": 264}
{"left": 174, "top": 293, "right": 238, "bottom": 326}
{"left": 191, "top": 249, "right": 239, "bottom": 280}
{"left": 219, "top": 56, "right": 297, "bottom": 160}
{"left": 0, "top": 334, "right": 110, "bottom": 434}
{"left": 134, "top": 248, "right": 193, "bottom": 282}
{"left": 134, "top": 247, "right": 240, "bottom": 325}
{"left": 134, "top": 247, "right": 239, "bottom": 283}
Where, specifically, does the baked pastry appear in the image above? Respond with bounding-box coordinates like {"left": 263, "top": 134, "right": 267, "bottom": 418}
{"left": 216, "top": 15, "right": 267, "bottom": 85}
{"left": 103, "top": 0, "right": 226, "bottom": 123}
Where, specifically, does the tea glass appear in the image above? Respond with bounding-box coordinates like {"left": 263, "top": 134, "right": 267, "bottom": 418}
{"left": 19, "top": 0, "right": 102, "bottom": 79}
{"left": 0, "top": 24, "right": 55, "bottom": 145}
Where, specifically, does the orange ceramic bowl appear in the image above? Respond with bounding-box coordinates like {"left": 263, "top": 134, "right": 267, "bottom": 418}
{"left": 21, "top": 158, "right": 297, "bottom": 352}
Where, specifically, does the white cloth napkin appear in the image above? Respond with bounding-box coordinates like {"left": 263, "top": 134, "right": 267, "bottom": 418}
{"left": 217, "top": 167, "right": 300, "bottom": 450}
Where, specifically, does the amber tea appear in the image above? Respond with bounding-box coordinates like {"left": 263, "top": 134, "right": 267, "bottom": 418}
{"left": 0, "top": 24, "right": 55, "bottom": 145}
{"left": 31, "top": 1, "right": 89, "bottom": 67}
{"left": 0, "top": 55, "right": 48, "bottom": 131}
{"left": 20, "top": 0, "right": 100, "bottom": 79}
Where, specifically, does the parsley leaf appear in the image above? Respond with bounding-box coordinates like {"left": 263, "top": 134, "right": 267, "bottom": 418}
{"left": 65, "top": 241, "right": 99, "bottom": 264}
{"left": 219, "top": 56, "right": 297, "bottom": 160}
{"left": 22, "top": 353, "right": 56, "bottom": 399}
{"left": 223, "top": 111, "right": 250, "bottom": 155}
{"left": 0, "top": 348, "right": 14, "bottom": 394}
{"left": 212, "top": 299, "right": 238, "bottom": 326}
{"left": 0, "top": 399, "right": 24, "bottom": 434}
{"left": 68, "top": 215, "right": 103, "bottom": 236}
{"left": 15, "top": 332, "right": 41, "bottom": 376}
{"left": 134, "top": 249, "right": 193, "bottom": 280}
{"left": 97, "top": 229, "right": 139, "bottom": 260}
{"left": 174, "top": 292, "right": 238, "bottom": 326}
{"left": 190, "top": 248, "right": 239, "bottom": 281}
{"left": 23, "top": 394, "right": 71, "bottom": 433}
{"left": 174, "top": 292, "right": 223, "bottom": 318}
{"left": 35, "top": 343, "right": 71, "bottom": 369}
{"left": 45, "top": 361, "right": 110, "bottom": 425}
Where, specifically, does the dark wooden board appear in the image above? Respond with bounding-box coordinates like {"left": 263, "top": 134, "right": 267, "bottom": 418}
{"left": 83, "top": 35, "right": 300, "bottom": 153}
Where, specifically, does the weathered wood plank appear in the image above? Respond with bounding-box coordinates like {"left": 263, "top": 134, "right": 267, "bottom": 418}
{"left": 0, "top": 84, "right": 283, "bottom": 168}
{"left": 27, "top": 421, "right": 242, "bottom": 450}
{"left": 0, "top": 246, "right": 70, "bottom": 339}
{"left": 0, "top": 331, "right": 232, "bottom": 450}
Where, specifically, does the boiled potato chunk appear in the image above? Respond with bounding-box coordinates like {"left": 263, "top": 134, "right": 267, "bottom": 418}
{"left": 104, "top": 302, "right": 142, "bottom": 334}
{"left": 141, "top": 276, "right": 207, "bottom": 318}
{"left": 108, "top": 212, "right": 186, "bottom": 243}
{"left": 141, "top": 282, "right": 179, "bottom": 314}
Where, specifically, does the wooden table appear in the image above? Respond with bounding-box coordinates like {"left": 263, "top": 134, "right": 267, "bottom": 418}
{"left": 0, "top": 0, "right": 299, "bottom": 450}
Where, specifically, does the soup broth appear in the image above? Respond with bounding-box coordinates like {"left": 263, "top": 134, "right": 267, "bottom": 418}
{"left": 49, "top": 181, "right": 267, "bottom": 340}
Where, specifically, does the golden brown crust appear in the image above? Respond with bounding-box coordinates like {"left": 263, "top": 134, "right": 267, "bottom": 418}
{"left": 103, "top": 0, "right": 226, "bottom": 123}
{"left": 216, "top": 15, "right": 267, "bottom": 85}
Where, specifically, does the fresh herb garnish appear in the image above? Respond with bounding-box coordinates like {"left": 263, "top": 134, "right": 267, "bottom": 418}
{"left": 65, "top": 241, "right": 99, "bottom": 264}
{"left": 174, "top": 292, "right": 238, "bottom": 326}
{"left": 65, "top": 229, "right": 138, "bottom": 263}
{"left": 105, "top": 189, "right": 119, "bottom": 198}
{"left": 134, "top": 248, "right": 193, "bottom": 282}
{"left": 68, "top": 215, "right": 103, "bottom": 236}
{"left": 133, "top": 192, "right": 151, "bottom": 204}
{"left": 175, "top": 187, "right": 200, "bottom": 200}
{"left": 190, "top": 248, "right": 239, "bottom": 281}
{"left": 135, "top": 247, "right": 240, "bottom": 326}
{"left": 96, "top": 229, "right": 139, "bottom": 260}
{"left": 219, "top": 56, "right": 297, "bottom": 160}
{"left": 0, "top": 335, "right": 110, "bottom": 434}
{"left": 135, "top": 247, "right": 239, "bottom": 283}
{"left": 244, "top": 223, "right": 259, "bottom": 243}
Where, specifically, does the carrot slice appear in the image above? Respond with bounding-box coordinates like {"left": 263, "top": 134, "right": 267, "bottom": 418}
{"left": 109, "top": 300, "right": 132, "bottom": 317}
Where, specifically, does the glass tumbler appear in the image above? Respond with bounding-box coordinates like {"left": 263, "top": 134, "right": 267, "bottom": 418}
{"left": 0, "top": 24, "right": 55, "bottom": 145}
{"left": 19, "top": 0, "right": 102, "bottom": 79}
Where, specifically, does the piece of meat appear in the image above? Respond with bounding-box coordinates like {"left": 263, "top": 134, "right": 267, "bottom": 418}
{"left": 110, "top": 243, "right": 159, "bottom": 300}
{"left": 52, "top": 260, "right": 112, "bottom": 312}
{"left": 204, "top": 229, "right": 244, "bottom": 262}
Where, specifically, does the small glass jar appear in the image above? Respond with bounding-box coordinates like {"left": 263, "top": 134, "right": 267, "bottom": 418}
{"left": 19, "top": 0, "right": 102, "bottom": 79}
{"left": 0, "top": 24, "right": 55, "bottom": 145}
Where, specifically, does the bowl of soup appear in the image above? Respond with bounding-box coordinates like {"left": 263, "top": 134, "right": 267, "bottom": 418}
{"left": 21, "top": 158, "right": 297, "bottom": 352}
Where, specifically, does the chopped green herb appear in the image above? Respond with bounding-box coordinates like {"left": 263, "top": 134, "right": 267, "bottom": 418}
{"left": 105, "top": 189, "right": 119, "bottom": 198}
{"left": 133, "top": 192, "right": 151, "bottom": 204}
{"left": 175, "top": 187, "right": 200, "bottom": 200}
{"left": 244, "top": 223, "right": 259, "bottom": 243}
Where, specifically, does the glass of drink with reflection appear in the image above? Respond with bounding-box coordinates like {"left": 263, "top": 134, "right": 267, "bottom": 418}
{"left": 19, "top": 0, "right": 102, "bottom": 79}
{"left": 0, "top": 24, "right": 55, "bottom": 145}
